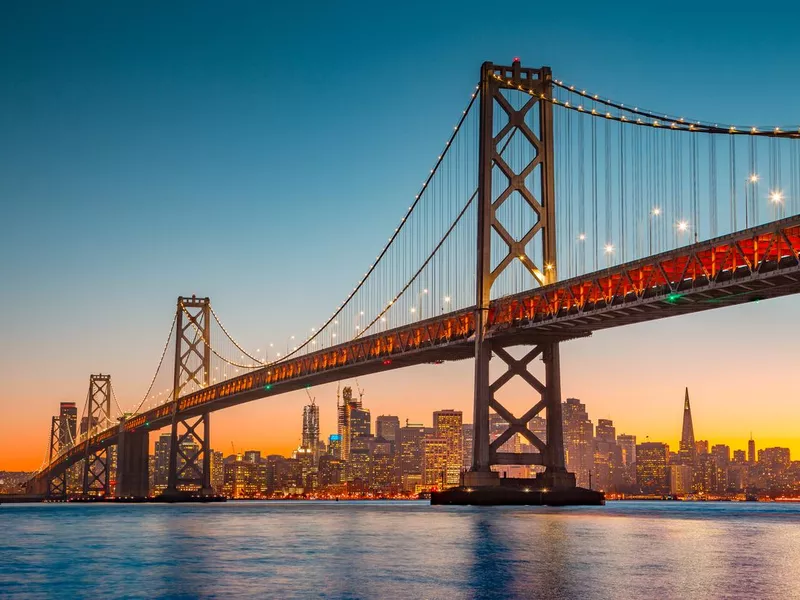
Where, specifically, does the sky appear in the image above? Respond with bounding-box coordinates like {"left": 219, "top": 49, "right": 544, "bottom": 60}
{"left": 2, "top": 1, "right": 799, "bottom": 470}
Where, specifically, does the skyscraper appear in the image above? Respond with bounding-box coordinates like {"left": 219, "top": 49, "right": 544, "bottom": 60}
{"left": 433, "top": 409, "right": 463, "bottom": 487}
{"left": 398, "top": 422, "right": 427, "bottom": 480}
{"left": 59, "top": 402, "right": 77, "bottom": 447}
{"left": 562, "top": 398, "right": 594, "bottom": 488}
{"left": 376, "top": 415, "right": 400, "bottom": 446}
{"left": 422, "top": 438, "right": 449, "bottom": 489}
{"left": 748, "top": 435, "right": 756, "bottom": 464}
{"left": 337, "top": 386, "right": 362, "bottom": 461}
{"left": 302, "top": 400, "right": 320, "bottom": 464}
{"left": 636, "top": 442, "right": 669, "bottom": 494}
{"left": 678, "top": 387, "right": 695, "bottom": 465}
{"left": 462, "top": 423, "right": 474, "bottom": 470}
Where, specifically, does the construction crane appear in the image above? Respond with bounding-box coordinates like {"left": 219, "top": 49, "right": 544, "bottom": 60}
{"left": 305, "top": 387, "right": 315, "bottom": 405}
{"left": 355, "top": 378, "right": 365, "bottom": 403}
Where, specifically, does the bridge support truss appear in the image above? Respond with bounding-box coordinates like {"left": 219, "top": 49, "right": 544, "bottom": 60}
{"left": 47, "top": 416, "right": 67, "bottom": 499}
{"left": 82, "top": 374, "right": 112, "bottom": 496}
{"left": 466, "top": 59, "right": 575, "bottom": 490}
{"left": 166, "top": 296, "right": 213, "bottom": 496}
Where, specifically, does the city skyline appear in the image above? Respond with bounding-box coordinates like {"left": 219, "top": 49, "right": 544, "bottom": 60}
{"left": 2, "top": 3, "right": 800, "bottom": 472}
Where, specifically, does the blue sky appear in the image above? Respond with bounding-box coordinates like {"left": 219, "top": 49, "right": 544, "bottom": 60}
{"left": 2, "top": 1, "right": 800, "bottom": 466}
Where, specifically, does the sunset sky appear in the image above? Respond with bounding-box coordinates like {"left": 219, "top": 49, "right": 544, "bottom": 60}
{"left": 2, "top": 1, "right": 799, "bottom": 471}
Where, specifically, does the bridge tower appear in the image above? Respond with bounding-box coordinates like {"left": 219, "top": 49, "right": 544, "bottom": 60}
{"left": 46, "top": 416, "right": 67, "bottom": 499}
{"left": 466, "top": 59, "right": 575, "bottom": 491}
{"left": 82, "top": 374, "right": 113, "bottom": 496}
{"left": 165, "top": 295, "right": 213, "bottom": 496}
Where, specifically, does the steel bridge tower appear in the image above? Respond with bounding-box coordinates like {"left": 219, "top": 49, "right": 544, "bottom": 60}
{"left": 165, "top": 295, "right": 213, "bottom": 496}
{"left": 465, "top": 60, "right": 576, "bottom": 491}
{"left": 82, "top": 374, "right": 113, "bottom": 496}
{"left": 46, "top": 416, "right": 67, "bottom": 499}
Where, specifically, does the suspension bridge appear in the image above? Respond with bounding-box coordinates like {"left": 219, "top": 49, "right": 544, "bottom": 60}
{"left": 25, "top": 60, "right": 800, "bottom": 503}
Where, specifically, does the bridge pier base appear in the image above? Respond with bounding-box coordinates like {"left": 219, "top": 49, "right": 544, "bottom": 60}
{"left": 434, "top": 340, "right": 602, "bottom": 506}
{"left": 163, "top": 411, "right": 213, "bottom": 498}
{"left": 116, "top": 429, "right": 150, "bottom": 498}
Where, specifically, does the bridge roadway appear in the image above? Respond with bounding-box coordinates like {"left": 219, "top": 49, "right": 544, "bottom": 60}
{"left": 38, "top": 215, "right": 800, "bottom": 481}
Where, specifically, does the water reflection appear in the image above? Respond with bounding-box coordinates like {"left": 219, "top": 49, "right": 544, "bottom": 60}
{"left": 1, "top": 502, "right": 799, "bottom": 599}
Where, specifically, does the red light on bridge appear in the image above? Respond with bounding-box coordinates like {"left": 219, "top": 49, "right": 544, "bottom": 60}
{"left": 513, "top": 56, "right": 520, "bottom": 63}
{"left": 383, "top": 359, "right": 392, "bottom": 365}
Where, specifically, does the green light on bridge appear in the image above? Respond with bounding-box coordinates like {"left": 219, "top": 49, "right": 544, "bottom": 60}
{"left": 265, "top": 384, "right": 272, "bottom": 391}
{"left": 666, "top": 293, "right": 682, "bottom": 303}
{"left": 145, "top": 422, "right": 150, "bottom": 427}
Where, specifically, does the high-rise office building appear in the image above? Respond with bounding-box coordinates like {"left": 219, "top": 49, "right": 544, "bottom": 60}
{"left": 223, "top": 458, "right": 267, "bottom": 498}
{"left": 711, "top": 444, "right": 731, "bottom": 493}
{"left": 563, "top": 398, "right": 594, "bottom": 488}
{"left": 328, "top": 434, "right": 342, "bottom": 459}
{"left": 398, "top": 422, "right": 427, "bottom": 479}
{"left": 433, "top": 410, "right": 463, "bottom": 487}
{"left": 337, "top": 386, "right": 362, "bottom": 461}
{"left": 369, "top": 439, "right": 395, "bottom": 491}
{"left": 617, "top": 434, "right": 637, "bottom": 466}
{"left": 422, "top": 438, "right": 449, "bottom": 488}
{"left": 732, "top": 449, "right": 746, "bottom": 464}
{"left": 462, "top": 423, "right": 474, "bottom": 470}
{"left": 302, "top": 401, "right": 320, "bottom": 465}
{"left": 678, "top": 388, "right": 696, "bottom": 465}
{"left": 244, "top": 450, "right": 261, "bottom": 464}
{"left": 748, "top": 436, "right": 756, "bottom": 464}
{"left": 636, "top": 442, "right": 669, "bottom": 494}
{"left": 376, "top": 415, "right": 400, "bottom": 447}
{"left": 59, "top": 402, "right": 78, "bottom": 446}
{"left": 210, "top": 450, "right": 224, "bottom": 492}
{"left": 670, "top": 464, "right": 693, "bottom": 495}
{"left": 351, "top": 407, "right": 371, "bottom": 441}
{"left": 593, "top": 419, "right": 621, "bottom": 492}
{"left": 154, "top": 433, "right": 171, "bottom": 488}
{"left": 695, "top": 440, "right": 709, "bottom": 456}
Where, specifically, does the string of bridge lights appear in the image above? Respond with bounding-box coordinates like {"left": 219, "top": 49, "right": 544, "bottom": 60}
{"left": 271, "top": 83, "right": 482, "bottom": 363}
{"left": 354, "top": 190, "right": 477, "bottom": 339}
{"left": 493, "top": 73, "right": 800, "bottom": 138}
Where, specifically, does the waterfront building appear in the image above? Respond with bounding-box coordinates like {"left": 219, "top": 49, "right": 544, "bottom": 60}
{"left": 210, "top": 450, "right": 224, "bottom": 492}
{"left": 636, "top": 442, "right": 669, "bottom": 494}
{"left": 154, "top": 433, "right": 171, "bottom": 489}
{"left": 318, "top": 455, "right": 345, "bottom": 487}
{"left": 223, "top": 457, "right": 267, "bottom": 498}
{"left": 422, "top": 438, "right": 449, "bottom": 489}
{"left": 593, "top": 419, "right": 622, "bottom": 492}
{"left": 433, "top": 409, "right": 463, "bottom": 487}
{"left": 669, "top": 464, "right": 693, "bottom": 495}
{"left": 711, "top": 444, "right": 731, "bottom": 493}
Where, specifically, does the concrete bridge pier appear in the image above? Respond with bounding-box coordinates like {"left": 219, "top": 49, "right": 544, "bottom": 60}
{"left": 116, "top": 429, "right": 150, "bottom": 498}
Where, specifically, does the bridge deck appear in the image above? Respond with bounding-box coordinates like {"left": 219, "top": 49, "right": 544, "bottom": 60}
{"left": 38, "top": 215, "right": 800, "bottom": 481}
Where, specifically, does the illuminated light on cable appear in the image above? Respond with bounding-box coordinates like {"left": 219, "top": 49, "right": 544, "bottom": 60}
{"left": 410, "top": 307, "right": 416, "bottom": 313}
{"left": 604, "top": 244, "right": 615, "bottom": 254}
{"left": 749, "top": 174, "right": 760, "bottom": 183}
{"left": 423, "top": 288, "right": 428, "bottom": 294}
{"left": 770, "top": 190, "right": 784, "bottom": 204}
{"left": 578, "top": 233, "right": 586, "bottom": 241}
{"left": 677, "top": 220, "right": 689, "bottom": 232}
{"left": 652, "top": 207, "right": 661, "bottom": 216}
{"left": 444, "top": 296, "right": 451, "bottom": 303}
{"left": 545, "top": 263, "right": 555, "bottom": 271}
{"left": 751, "top": 127, "right": 758, "bottom": 133}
